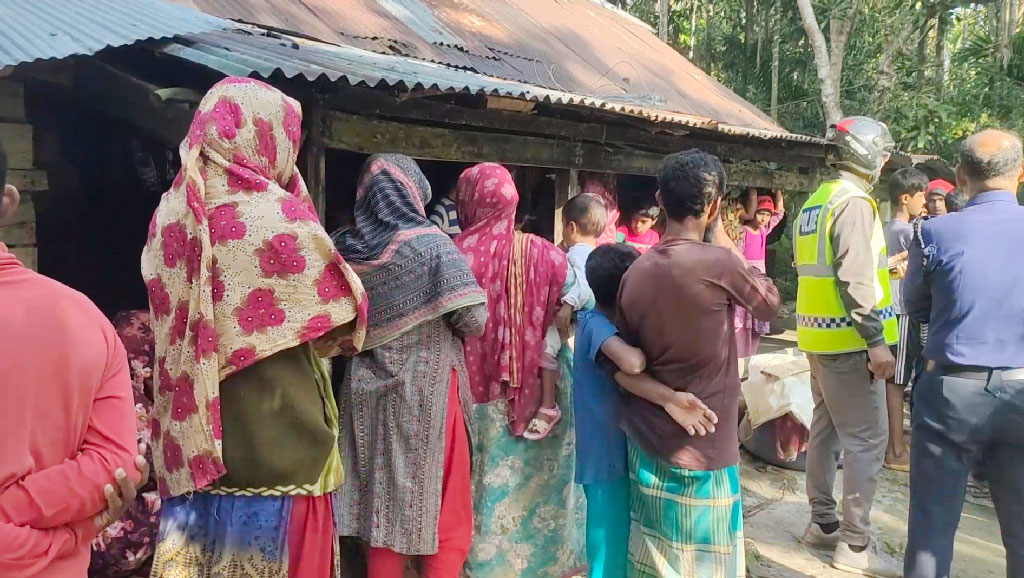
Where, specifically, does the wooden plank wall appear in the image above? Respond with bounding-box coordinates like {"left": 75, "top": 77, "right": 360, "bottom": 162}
{"left": 0, "top": 79, "right": 43, "bottom": 270}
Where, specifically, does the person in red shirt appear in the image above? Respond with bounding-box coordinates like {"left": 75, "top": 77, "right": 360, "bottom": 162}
{"left": 616, "top": 203, "right": 661, "bottom": 253}
{"left": 0, "top": 142, "right": 145, "bottom": 578}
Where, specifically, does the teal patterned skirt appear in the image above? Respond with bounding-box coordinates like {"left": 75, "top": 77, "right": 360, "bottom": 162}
{"left": 464, "top": 346, "right": 587, "bottom": 577}
{"left": 627, "top": 442, "right": 744, "bottom": 578}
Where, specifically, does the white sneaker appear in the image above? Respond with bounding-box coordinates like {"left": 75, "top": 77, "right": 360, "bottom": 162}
{"left": 801, "top": 523, "right": 841, "bottom": 550}
{"left": 831, "top": 541, "right": 902, "bottom": 578}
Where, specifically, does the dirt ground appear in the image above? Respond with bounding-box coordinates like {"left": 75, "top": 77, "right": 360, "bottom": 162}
{"left": 740, "top": 452, "right": 1005, "bottom": 578}
{"left": 743, "top": 334, "right": 1006, "bottom": 578}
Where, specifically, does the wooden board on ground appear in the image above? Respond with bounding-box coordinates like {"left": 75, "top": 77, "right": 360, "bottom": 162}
{"left": 0, "top": 80, "right": 25, "bottom": 121}
{"left": 0, "top": 123, "right": 33, "bottom": 168}
{"left": 10, "top": 246, "right": 37, "bottom": 270}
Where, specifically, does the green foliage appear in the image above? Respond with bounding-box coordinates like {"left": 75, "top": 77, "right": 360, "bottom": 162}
{"left": 620, "top": 0, "right": 1024, "bottom": 159}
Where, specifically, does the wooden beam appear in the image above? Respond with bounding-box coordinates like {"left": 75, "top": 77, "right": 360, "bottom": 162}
{"left": 725, "top": 164, "right": 827, "bottom": 192}
{"left": 7, "top": 169, "right": 48, "bottom": 192}
{"left": 19, "top": 59, "right": 75, "bottom": 86}
{"left": 74, "top": 58, "right": 193, "bottom": 147}
{"left": 327, "top": 88, "right": 824, "bottom": 168}
{"left": 328, "top": 110, "right": 660, "bottom": 174}
{"left": 553, "top": 168, "right": 580, "bottom": 246}
{"left": 485, "top": 95, "right": 535, "bottom": 113}
{"left": 11, "top": 246, "right": 37, "bottom": 271}
{"left": 10, "top": 194, "right": 31, "bottom": 224}
{"left": 0, "top": 123, "right": 33, "bottom": 168}
{"left": 0, "top": 221, "right": 35, "bottom": 245}
{"left": 8, "top": 194, "right": 34, "bottom": 226}
{"left": 0, "top": 80, "right": 25, "bottom": 122}
{"left": 325, "top": 111, "right": 824, "bottom": 192}
{"left": 302, "top": 99, "right": 327, "bottom": 223}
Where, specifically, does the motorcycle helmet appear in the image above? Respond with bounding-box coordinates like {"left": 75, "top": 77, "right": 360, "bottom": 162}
{"left": 824, "top": 116, "right": 895, "bottom": 184}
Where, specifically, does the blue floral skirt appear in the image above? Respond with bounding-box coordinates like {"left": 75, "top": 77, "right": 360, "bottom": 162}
{"left": 464, "top": 346, "right": 587, "bottom": 577}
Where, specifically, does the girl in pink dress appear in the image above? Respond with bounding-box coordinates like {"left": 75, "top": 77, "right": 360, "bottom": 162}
{"left": 735, "top": 191, "right": 785, "bottom": 359}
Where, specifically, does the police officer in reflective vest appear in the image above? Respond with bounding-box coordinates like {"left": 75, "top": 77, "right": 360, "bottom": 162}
{"left": 794, "top": 116, "right": 901, "bottom": 578}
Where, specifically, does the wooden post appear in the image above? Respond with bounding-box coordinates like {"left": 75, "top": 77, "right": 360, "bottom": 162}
{"left": 303, "top": 98, "right": 327, "bottom": 224}
{"left": 553, "top": 168, "right": 580, "bottom": 246}
{"left": 0, "top": 79, "right": 40, "bottom": 270}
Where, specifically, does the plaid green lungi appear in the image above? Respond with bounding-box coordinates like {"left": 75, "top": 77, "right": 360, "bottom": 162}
{"left": 627, "top": 441, "right": 744, "bottom": 578}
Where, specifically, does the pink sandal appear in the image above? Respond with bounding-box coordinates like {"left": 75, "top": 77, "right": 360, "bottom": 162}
{"left": 523, "top": 405, "right": 562, "bottom": 441}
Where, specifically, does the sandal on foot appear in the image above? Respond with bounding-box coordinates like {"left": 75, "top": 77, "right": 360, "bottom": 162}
{"left": 884, "top": 448, "right": 910, "bottom": 472}
{"left": 523, "top": 405, "right": 562, "bottom": 441}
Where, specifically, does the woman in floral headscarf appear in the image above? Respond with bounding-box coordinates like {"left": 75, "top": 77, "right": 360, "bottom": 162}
{"left": 141, "top": 77, "right": 368, "bottom": 578}
{"left": 332, "top": 154, "right": 486, "bottom": 578}
{"left": 454, "top": 163, "right": 587, "bottom": 577}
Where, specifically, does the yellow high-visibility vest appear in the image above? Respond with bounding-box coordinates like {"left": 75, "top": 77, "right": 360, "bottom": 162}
{"left": 794, "top": 178, "right": 898, "bottom": 354}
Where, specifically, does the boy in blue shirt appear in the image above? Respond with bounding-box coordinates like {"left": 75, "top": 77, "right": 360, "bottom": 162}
{"left": 574, "top": 243, "right": 718, "bottom": 578}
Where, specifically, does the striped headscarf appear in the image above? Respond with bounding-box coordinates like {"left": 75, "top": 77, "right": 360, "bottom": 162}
{"left": 333, "top": 154, "right": 485, "bottom": 349}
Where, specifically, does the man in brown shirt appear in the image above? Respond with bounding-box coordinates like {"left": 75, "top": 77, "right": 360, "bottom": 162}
{"left": 617, "top": 150, "right": 781, "bottom": 576}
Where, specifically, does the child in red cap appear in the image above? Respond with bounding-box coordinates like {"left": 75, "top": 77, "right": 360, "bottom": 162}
{"left": 926, "top": 179, "right": 954, "bottom": 216}
{"left": 735, "top": 189, "right": 785, "bottom": 361}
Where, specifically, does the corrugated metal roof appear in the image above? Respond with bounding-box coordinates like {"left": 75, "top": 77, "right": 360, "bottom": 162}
{"left": 165, "top": 0, "right": 800, "bottom": 137}
{"left": 0, "top": 0, "right": 229, "bottom": 68}
{"left": 158, "top": 28, "right": 823, "bottom": 145}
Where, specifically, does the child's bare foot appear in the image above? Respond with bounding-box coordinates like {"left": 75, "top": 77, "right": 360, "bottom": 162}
{"left": 523, "top": 405, "right": 562, "bottom": 441}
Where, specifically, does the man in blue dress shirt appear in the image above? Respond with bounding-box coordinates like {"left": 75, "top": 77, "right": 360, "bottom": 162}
{"left": 903, "top": 129, "right": 1024, "bottom": 578}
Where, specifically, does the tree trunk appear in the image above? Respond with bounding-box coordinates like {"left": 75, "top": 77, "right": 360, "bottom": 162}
{"left": 743, "top": 0, "right": 755, "bottom": 93}
{"left": 828, "top": 0, "right": 859, "bottom": 95}
{"left": 796, "top": 0, "right": 843, "bottom": 126}
{"left": 873, "top": 3, "right": 919, "bottom": 115}
{"left": 659, "top": 0, "right": 670, "bottom": 42}
{"left": 993, "top": 0, "right": 1014, "bottom": 72}
{"left": 1004, "top": 0, "right": 1018, "bottom": 70}
{"left": 935, "top": 7, "right": 950, "bottom": 95}
{"left": 689, "top": 0, "right": 698, "bottom": 59}
{"left": 771, "top": 4, "right": 780, "bottom": 121}
{"left": 916, "top": 7, "right": 935, "bottom": 91}
{"left": 704, "top": 2, "right": 714, "bottom": 65}
{"left": 756, "top": 0, "right": 764, "bottom": 75}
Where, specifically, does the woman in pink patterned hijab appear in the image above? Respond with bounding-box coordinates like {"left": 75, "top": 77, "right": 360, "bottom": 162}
{"left": 142, "top": 77, "right": 367, "bottom": 578}
{"left": 454, "top": 164, "right": 586, "bottom": 577}
{"left": 454, "top": 163, "right": 567, "bottom": 434}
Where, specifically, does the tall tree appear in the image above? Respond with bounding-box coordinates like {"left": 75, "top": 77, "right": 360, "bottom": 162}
{"left": 689, "top": 0, "right": 698, "bottom": 58}
{"left": 796, "top": 0, "right": 845, "bottom": 125}
{"left": 659, "top": 0, "right": 670, "bottom": 41}
{"left": 935, "top": 6, "right": 950, "bottom": 95}
{"left": 916, "top": 7, "right": 936, "bottom": 91}
{"left": 770, "top": 1, "right": 780, "bottom": 120}
{"left": 828, "top": 0, "right": 860, "bottom": 94}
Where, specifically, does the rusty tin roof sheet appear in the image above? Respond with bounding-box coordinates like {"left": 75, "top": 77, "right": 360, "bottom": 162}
{"left": 0, "top": 0, "right": 228, "bottom": 68}
{"left": 166, "top": 0, "right": 815, "bottom": 141}
{"left": 161, "top": 27, "right": 822, "bottom": 145}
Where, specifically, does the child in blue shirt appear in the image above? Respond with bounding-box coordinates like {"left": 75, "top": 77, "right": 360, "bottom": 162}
{"left": 574, "top": 243, "right": 718, "bottom": 578}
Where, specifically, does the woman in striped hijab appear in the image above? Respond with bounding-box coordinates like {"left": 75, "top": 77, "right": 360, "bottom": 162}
{"left": 333, "top": 154, "right": 487, "bottom": 577}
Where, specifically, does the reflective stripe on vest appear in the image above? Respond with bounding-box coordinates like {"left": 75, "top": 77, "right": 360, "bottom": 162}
{"left": 796, "top": 305, "right": 897, "bottom": 329}
{"left": 794, "top": 179, "right": 899, "bottom": 354}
